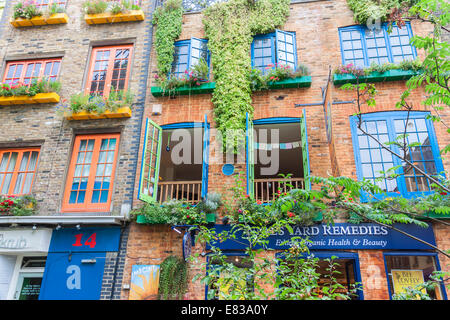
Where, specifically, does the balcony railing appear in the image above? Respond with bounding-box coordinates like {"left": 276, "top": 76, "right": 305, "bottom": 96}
{"left": 157, "top": 180, "right": 202, "bottom": 204}
{"left": 254, "top": 177, "right": 305, "bottom": 203}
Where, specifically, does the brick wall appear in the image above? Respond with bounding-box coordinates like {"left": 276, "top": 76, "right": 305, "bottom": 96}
{"left": 126, "top": 0, "right": 449, "bottom": 301}
{"left": 0, "top": 0, "right": 155, "bottom": 300}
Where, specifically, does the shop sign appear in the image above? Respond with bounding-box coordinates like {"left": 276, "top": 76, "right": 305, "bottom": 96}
{"left": 207, "top": 223, "right": 436, "bottom": 250}
{"left": 391, "top": 269, "right": 426, "bottom": 295}
{"left": 129, "top": 265, "right": 160, "bottom": 300}
{"left": 0, "top": 228, "right": 52, "bottom": 253}
{"left": 39, "top": 227, "right": 121, "bottom": 300}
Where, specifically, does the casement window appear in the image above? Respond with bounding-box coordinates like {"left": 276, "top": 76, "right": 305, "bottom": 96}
{"left": 138, "top": 116, "right": 210, "bottom": 204}
{"left": 338, "top": 22, "right": 416, "bottom": 68}
{"left": 171, "top": 38, "right": 210, "bottom": 79}
{"left": 251, "top": 30, "right": 297, "bottom": 74}
{"left": 62, "top": 134, "right": 120, "bottom": 212}
{"left": 246, "top": 109, "right": 311, "bottom": 202}
{"left": 85, "top": 45, "right": 133, "bottom": 96}
{"left": 33, "top": 0, "right": 67, "bottom": 10}
{"left": 350, "top": 111, "right": 445, "bottom": 200}
{"left": 0, "top": 149, "right": 40, "bottom": 196}
{"left": 3, "top": 59, "right": 61, "bottom": 85}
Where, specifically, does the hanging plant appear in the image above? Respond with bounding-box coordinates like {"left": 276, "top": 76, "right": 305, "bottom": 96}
{"left": 346, "top": 0, "right": 416, "bottom": 25}
{"left": 158, "top": 255, "right": 188, "bottom": 300}
{"left": 202, "top": 0, "right": 291, "bottom": 149}
{"left": 152, "top": 0, "right": 184, "bottom": 79}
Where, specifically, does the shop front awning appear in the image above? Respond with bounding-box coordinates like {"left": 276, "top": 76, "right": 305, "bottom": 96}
{"left": 0, "top": 215, "right": 126, "bottom": 227}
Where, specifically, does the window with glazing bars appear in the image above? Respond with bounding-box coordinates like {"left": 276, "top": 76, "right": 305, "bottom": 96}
{"left": 0, "top": 149, "right": 40, "bottom": 195}
{"left": 171, "top": 38, "right": 210, "bottom": 79}
{"left": 251, "top": 30, "right": 297, "bottom": 75}
{"left": 62, "top": 134, "right": 120, "bottom": 212}
{"left": 3, "top": 59, "right": 61, "bottom": 85}
{"left": 338, "top": 23, "right": 416, "bottom": 68}
{"left": 86, "top": 45, "right": 133, "bottom": 96}
{"left": 350, "top": 112, "right": 445, "bottom": 200}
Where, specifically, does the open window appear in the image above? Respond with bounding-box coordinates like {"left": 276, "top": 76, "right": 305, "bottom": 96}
{"left": 251, "top": 30, "right": 297, "bottom": 74}
{"left": 139, "top": 117, "right": 209, "bottom": 204}
{"left": 171, "top": 38, "right": 210, "bottom": 79}
{"left": 246, "top": 110, "right": 310, "bottom": 202}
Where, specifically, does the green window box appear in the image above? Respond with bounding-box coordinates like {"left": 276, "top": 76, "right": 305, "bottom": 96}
{"left": 333, "top": 69, "right": 418, "bottom": 85}
{"left": 150, "top": 76, "right": 312, "bottom": 97}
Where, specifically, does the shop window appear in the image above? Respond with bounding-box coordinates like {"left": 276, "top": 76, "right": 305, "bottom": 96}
{"left": 207, "top": 254, "right": 254, "bottom": 300}
{"left": 85, "top": 45, "right": 133, "bottom": 96}
{"left": 3, "top": 59, "right": 61, "bottom": 85}
{"left": 251, "top": 30, "right": 297, "bottom": 74}
{"left": 384, "top": 253, "right": 446, "bottom": 300}
{"left": 0, "top": 148, "right": 40, "bottom": 196}
{"left": 138, "top": 119, "right": 210, "bottom": 204}
{"left": 171, "top": 38, "right": 210, "bottom": 79}
{"left": 62, "top": 133, "right": 120, "bottom": 212}
{"left": 338, "top": 22, "right": 416, "bottom": 68}
{"left": 276, "top": 251, "right": 363, "bottom": 300}
{"left": 246, "top": 110, "right": 310, "bottom": 202}
{"left": 33, "top": 0, "right": 67, "bottom": 11}
{"left": 13, "top": 256, "right": 46, "bottom": 300}
{"left": 350, "top": 111, "right": 445, "bottom": 200}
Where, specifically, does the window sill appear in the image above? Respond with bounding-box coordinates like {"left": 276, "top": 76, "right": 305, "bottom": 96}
{"left": 64, "top": 106, "right": 132, "bottom": 120}
{"left": 84, "top": 10, "right": 145, "bottom": 25}
{"left": 333, "top": 69, "right": 418, "bottom": 85}
{"left": 150, "top": 76, "right": 312, "bottom": 97}
{"left": 10, "top": 13, "right": 69, "bottom": 27}
{"left": 0, "top": 92, "right": 60, "bottom": 105}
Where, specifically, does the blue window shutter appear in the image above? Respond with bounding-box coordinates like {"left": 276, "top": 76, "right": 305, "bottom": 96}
{"left": 138, "top": 118, "right": 162, "bottom": 203}
{"left": 275, "top": 30, "right": 297, "bottom": 70}
{"left": 201, "top": 114, "right": 210, "bottom": 199}
{"left": 300, "top": 109, "right": 311, "bottom": 190}
{"left": 246, "top": 113, "right": 255, "bottom": 197}
{"left": 171, "top": 40, "right": 190, "bottom": 78}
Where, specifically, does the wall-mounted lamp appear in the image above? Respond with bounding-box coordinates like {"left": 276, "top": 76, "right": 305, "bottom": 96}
{"left": 32, "top": 225, "right": 37, "bottom": 230}
{"left": 152, "top": 104, "right": 162, "bottom": 115}
{"left": 76, "top": 224, "right": 81, "bottom": 230}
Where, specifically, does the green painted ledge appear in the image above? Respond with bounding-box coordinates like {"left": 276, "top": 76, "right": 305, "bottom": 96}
{"left": 150, "top": 76, "right": 312, "bottom": 97}
{"left": 333, "top": 69, "right": 419, "bottom": 85}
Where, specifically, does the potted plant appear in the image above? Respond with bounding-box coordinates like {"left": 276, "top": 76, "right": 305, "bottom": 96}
{"left": 197, "top": 192, "right": 222, "bottom": 224}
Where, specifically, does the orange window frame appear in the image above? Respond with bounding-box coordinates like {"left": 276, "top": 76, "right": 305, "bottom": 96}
{"left": 3, "top": 58, "right": 62, "bottom": 85}
{"left": 0, "top": 148, "right": 40, "bottom": 196}
{"left": 85, "top": 44, "right": 133, "bottom": 97}
{"left": 62, "top": 133, "right": 120, "bottom": 213}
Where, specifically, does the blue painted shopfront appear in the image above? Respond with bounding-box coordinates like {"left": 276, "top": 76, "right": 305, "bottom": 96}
{"left": 39, "top": 227, "right": 121, "bottom": 300}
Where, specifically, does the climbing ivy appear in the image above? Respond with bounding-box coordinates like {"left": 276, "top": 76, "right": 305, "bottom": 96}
{"left": 152, "top": 0, "right": 183, "bottom": 79}
{"left": 346, "top": 0, "right": 416, "bottom": 25}
{"left": 202, "top": 0, "right": 291, "bottom": 147}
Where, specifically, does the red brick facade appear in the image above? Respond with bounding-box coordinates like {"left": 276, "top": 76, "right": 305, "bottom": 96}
{"left": 123, "top": 0, "right": 450, "bottom": 300}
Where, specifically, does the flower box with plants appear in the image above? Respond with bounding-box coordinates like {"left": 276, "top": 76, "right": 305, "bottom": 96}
{"left": 0, "top": 79, "right": 61, "bottom": 105}
{"left": 132, "top": 199, "right": 208, "bottom": 226}
{"left": 196, "top": 192, "right": 222, "bottom": 224}
{"left": 83, "top": 0, "right": 145, "bottom": 25}
{"left": 11, "top": 1, "right": 69, "bottom": 28}
{"left": 59, "top": 90, "right": 134, "bottom": 120}
{"left": 151, "top": 58, "right": 214, "bottom": 97}
{"left": 0, "top": 195, "right": 37, "bottom": 217}
{"left": 250, "top": 63, "right": 312, "bottom": 91}
{"left": 333, "top": 60, "right": 423, "bottom": 85}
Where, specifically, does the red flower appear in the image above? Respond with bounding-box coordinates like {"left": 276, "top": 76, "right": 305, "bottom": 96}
{"left": 287, "top": 211, "right": 295, "bottom": 218}
{"left": 440, "top": 192, "right": 447, "bottom": 196}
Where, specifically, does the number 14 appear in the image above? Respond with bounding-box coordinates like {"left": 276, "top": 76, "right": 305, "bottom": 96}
{"left": 72, "top": 233, "right": 97, "bottom": 248}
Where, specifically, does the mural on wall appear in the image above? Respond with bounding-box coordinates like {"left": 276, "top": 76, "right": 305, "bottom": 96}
{"left": 129, "top": 265, "right": 160, "bottom": 300}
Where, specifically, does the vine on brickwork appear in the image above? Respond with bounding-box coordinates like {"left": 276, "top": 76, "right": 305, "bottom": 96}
{"left": 346, "top": 0, "right": 416, "bottom": 25}
{"left": 202, "top": 0, "right": 290, "bottom": 148}
{"left": 152, "top": 0, "right": 184, "bottom": 80}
